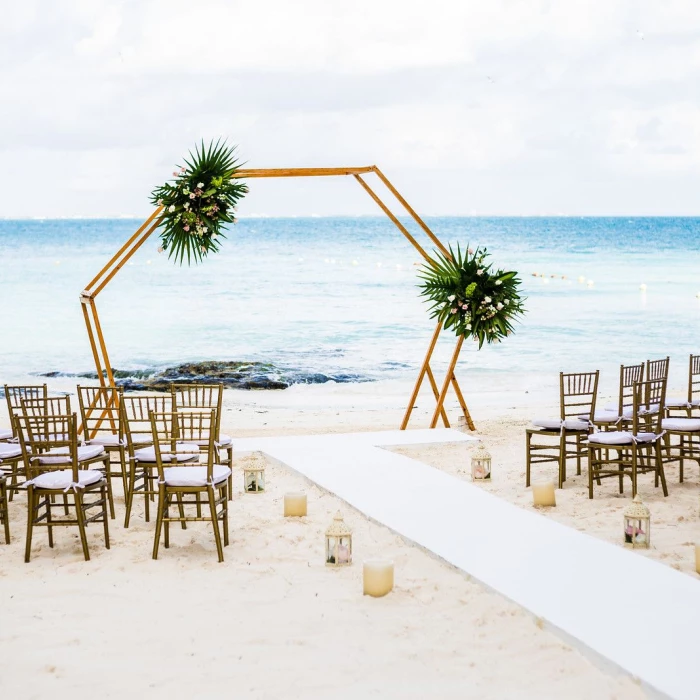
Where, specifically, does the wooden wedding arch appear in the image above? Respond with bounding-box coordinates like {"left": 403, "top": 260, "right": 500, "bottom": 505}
{"left": 80, "top": 166, "right": 475, "bottom": 431}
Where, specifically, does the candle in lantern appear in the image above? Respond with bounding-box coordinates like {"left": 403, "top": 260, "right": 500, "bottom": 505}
{"left": 363, "top": 560, "right": 394, "bottom": 597}
{"left": 283, "top": 492, "right": 307, "bottom": 517}
{"left": 532, "top": 481, "right": 556, "bottom": 507}
{"left": 695, "top": 544, "right": 700, "bottom": 574}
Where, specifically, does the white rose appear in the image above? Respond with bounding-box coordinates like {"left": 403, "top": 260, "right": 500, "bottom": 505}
{"left": 168, "top": 205, "right": 175, "bottom": 212}
{"left": 477, "top": 269, "right": 484, "bottom": 276}
{"left": 495, "top": 280, "right": 502, "bottom": 286}
{"left": 183, "top": 202, "right": 189, "bottom": 209}
{"left": 484, "top": 296, "right": 491, "bottom": 303}
{"left": 497, "top": 302, "right": 504, "bottom": 310}
{"left": 466, "top": 323, "right": 472, "bottom": 330}
{"left": 203, "top": 227, "right": 208, "bottom": 233}
{"left": 197, "top": 182, "right": 204, "bottom": 188}
{"left": 448, "top": 295, "right": 456, "bottom": 302}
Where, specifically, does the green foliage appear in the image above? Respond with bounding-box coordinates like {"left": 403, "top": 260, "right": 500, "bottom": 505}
{"left": 150, "top": 140, "right": 248, "bottom": 265}
{"left": 418, "top": 244, "right": 526, "bottom": 348}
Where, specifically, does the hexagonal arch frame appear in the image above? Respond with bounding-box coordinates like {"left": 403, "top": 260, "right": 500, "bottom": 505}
{"left": 79, "top": 166, "right": 474, "bottom": 434}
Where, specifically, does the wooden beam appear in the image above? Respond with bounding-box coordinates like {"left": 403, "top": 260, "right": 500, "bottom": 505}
{"left": 233, "top": 167, "right": 374, "bottom": 178}
{"left": 430, "top": 335, "right": 465, "bottom": 428}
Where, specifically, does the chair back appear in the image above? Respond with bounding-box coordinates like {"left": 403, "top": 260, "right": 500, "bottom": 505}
{"left": 171, "top": 383, "right": 223, "bottom": 437}
{"left": 646, "top": 356, "right": 669, "bottom": 382}
{"left": 4, "top": 385, "right": 48, "bottom": 430}
{"left": 616, "top": 362, "right": 644, "bottom": 415}
{"left": 14, "top": 413, "right": 79, "bottom": 483}
{"left": 688, "top": 354, "right": 700, "bottom": 404}
{"left": 559, "top": 371, "right": 599, "bottom": 422}
{"left": 632, "top": 379, "right": 666, "bottom": 436}
{"left": 77, "top": 385, "right": 122, "bottom": 441}
{"left": 21, "top": 396, "right": 71, "bottom": 417}
{"left": 120, "top": 395, "right": 173, "bottom": 454}
{"left": 148, "top": 411, "right": 214, "bottom": 483}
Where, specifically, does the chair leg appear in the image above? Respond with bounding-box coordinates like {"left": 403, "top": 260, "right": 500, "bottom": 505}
{"left": 63, "top": 493, "right": 70, "bottom": 516}
{"left": 679, "top": 435, "right": 685, "bottom": 483}
{"left": 25, "top": 487, "right": 36, "bottom": 562}
{"left": 153, "top": 485, "right": 166, "bottom": 560}
{"left": 46, "top": 493, "right": 54, "bottom": 548}
{"left": 525, "top": 431, "right": 532, "bottom": 487}
{"left": 103, "top": 457, "right": 115, "bottom": 519}
{"left": 1, "top": 480, "right": 10, "bottom": 545}
{"left": 164, "top": 493, "right": 172, "bottom": 549}
{"left": 222, "top": 485, "right": 229, "bottom": 547}
{"left": 631, "top": 449, "right": 638, "bottom": 498}
{"left": 177, "top": 493, "right": 187, "bottom": 530}
{"left": 75, "top": 491, "right": 91, "bottom": 562}
{"left": 144, "top": 467, "right": 151, "bottom": 523}
{"left": 119, "top": 446, "right": 128, "bottom": 499}
{"left": 588, "top": 446, "right": 594, "bottom": 499}
{"left": 576, "top": 434, "right": 582, "bottom": 476}
{"left": 557, "top": 433, "right": 565, "bottom": 490}
{"left": 655, "top": 442, "right": 668, "bottom": 497}
{"left": 124, "top": 460, "right": 136, "bottom": 528}
{"left": 101, "top": 483, "right": 111, "bottom": 549}
{"left": 227, "top": 447, "right": 234, "bottom": 501}
{"left": 195, "top": 492, "right": 202, "bottom": 519}
{"left": 207, "top": 485, "right": 224, "bottom": 563}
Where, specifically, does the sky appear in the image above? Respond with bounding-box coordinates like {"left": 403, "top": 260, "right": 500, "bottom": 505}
{"left": 3, "top": 0, "right": 700, "bottom": 217}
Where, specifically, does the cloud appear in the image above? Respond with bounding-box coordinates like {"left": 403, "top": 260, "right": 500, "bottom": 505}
{"left": 2, "top": 0, "right": 700, "bottom": 216}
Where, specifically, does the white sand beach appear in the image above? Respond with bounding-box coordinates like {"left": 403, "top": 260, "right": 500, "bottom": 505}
{"left": 4, "top": 381, "right": 695, "bottom": 699}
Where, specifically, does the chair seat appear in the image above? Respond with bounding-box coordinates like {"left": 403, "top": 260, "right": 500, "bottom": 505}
{"left": 661, "top": 418, "right": 700, "bottom": 432}
{"left": 134, "top": 442, "right": 200, "bottom": 463}
{"left": 87, "top": 434, "right": 124, "bottom": 447}
{"left": 193, "top": 432, "right": 233, "bottom": 447}
{"left": 665, "top": 398, "right": 700, "bottom": 409}
{"left": 0, "top": 444, "right": 22, "bottom": 460}
{"left": 38, "top": 445, "right": 106, "bottom": 465}
{"left": 31, "top": 468, "right": 103, "bottom": 490}
{"left": 602, "top": 403, "right": 659, "bottom": 417}
{"left": 0, "top": 428, "right": 13, "bottom": 441}
{"left": 163, "top": 464, "right": 232, "bottom": 487}
{"left": 532, "top": 418, "right": 589, "bottom": 431}
{"left": 588, "top": 431, "right": 657, "bottom": 446}
{"left": 585, "top": 410, "right": 621, "bottom": 424}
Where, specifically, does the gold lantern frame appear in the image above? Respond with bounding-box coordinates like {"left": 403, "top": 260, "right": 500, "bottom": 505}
{"left": 623, "top": 494, "right": 650, "bottom": 549}
{"left": 325, "top": 510, "right": 352, "bottom": 567}
{"left": 78, "top": 166, "right": 475, "bottom": 435}
{"left": 470, "top": 443, "right": 492, "bottom": 481}
{"left": 243, "top": 463, "right": 266, "bottom": 494}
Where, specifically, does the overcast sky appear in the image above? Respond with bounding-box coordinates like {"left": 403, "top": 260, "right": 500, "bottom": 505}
{"left": 3, "top": 0, "right": 700, "bottom": 217}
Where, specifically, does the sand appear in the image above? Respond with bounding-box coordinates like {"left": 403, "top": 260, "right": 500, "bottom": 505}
{"left": 1, "top": 380, "right": 687, "bottom": 698}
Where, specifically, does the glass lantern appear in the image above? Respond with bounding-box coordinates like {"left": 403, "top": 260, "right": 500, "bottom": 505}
{"left": 470, "top": 443, "right": 492, "bottom": 481}
{"left": 325, "top": 511, "right": 352, "bottom": 567}
{"left": 243, "top": 464, "right": 265, "bottom": 493}
{"left": 623, "top": 495, "right": 650, "bottom": 548}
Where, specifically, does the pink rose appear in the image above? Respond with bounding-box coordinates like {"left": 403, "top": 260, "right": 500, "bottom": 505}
{"left": 184, "top": 225, "right": 190, "bottom": 232}
{"left": 172, "top": 171, "right": 178, "bottom": 177}
{"left": 451, "top": 308, "right": 458, "bottom": 314}
{"left": 189, "top": 193, "right": 195, "bottom": 199}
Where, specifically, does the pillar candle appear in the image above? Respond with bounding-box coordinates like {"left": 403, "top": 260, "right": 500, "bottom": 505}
{"left": 363, "top": 560, "right": 394, "bottom": 597}
{"left": 283, "top": 492, "right": 307, "bottom": 517}
{"left": 532, "top": 481, "right": 556, "bottom": 507}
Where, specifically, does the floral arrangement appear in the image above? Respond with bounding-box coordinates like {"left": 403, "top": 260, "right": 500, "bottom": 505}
{"left": 419, "top": 244, "right": 526, "bottom": 348}
{"left": 150, "top": 140, "right": 248, "bottom": 264}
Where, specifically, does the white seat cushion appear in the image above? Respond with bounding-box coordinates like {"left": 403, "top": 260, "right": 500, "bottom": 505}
{"left": 87, "top": 434, "right": 123, "bottom": 447}
{"left": 665, "top": 397, "right": 690, "bottom": 409}
{"left": 31, "top": 469, "right": 103, "bottom": 490}
{"left": 38, "top": 445, "right": 106, "bottom": 465}
{"left": 134, "top": 442, "right": 200, "bottom": 463}
{"left": 0, "top": 428, "right": 13, "bottom": 441}
{"left": 191, "top": 433, "right": 233, "bottom": 447}
{"left": 587, "top": 411, "right": 621, "bottom": 424}
{"left": 588, "top": 431, "right": 657, "bottom": 446}
{"left": 661, "top": 418, "right": 700, "bottom": 432}
{"left": 163, "top": 464, "right": 232, "bottom": 487}
{"left": 0, "top": 444, "right": 21, "bottom": 460}
{"left": 532, "top": 418, "right": 589, "bottom": 431}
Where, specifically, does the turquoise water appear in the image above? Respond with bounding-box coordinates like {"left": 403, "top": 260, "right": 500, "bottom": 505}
{"left": 1, "top": 217, "right": 699, "bottom": 389}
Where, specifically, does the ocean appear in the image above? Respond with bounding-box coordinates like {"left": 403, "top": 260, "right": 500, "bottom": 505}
{"left": 1, "top": 217, "right": 699, "bottom": 398}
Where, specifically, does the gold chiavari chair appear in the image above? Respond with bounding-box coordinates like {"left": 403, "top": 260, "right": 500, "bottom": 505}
{"left": 171, "top": 383, "right": 234, "bottom": 495}
{"left": 121, "top": 395, "right": 199, "bottom": 527}
{"left": 150, "top": 411, "right": 230, "bottom": 562}
{"left": 526, "top": 371, "right": 599, "bottom": 489}
{"left": 15, "top": 413, "right": 110, "bottom": 562}
{"left": 21, "top": 396, "right": 115, "bottom": 519}
{"left": 587, "top": 379, "right": 668, "bottom": 498}
{"left": 77, "top": 385, "right": 128, "bottom": 497}
{"left": 646, "top": 356, "right": 670, "bottom": 382}
{"left": 3, "top": 384, "right": 48, "bottom": 441}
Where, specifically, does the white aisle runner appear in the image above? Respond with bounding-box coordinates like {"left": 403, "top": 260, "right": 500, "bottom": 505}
{"left": 233, "top": 429, "right": 699, "bottom": 700}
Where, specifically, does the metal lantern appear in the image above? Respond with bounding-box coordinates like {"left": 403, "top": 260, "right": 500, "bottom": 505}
{"left": 470, "top": 443, "right": 492, "bottom": 481}
{"left": 243, "top": 463, "right": 265, "bottom": 493}
{"left": 325, "top": 511, "right": 352, "bottom": 567}
{"left": 623, "top": 495, "right": 650, "bottom": 549}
